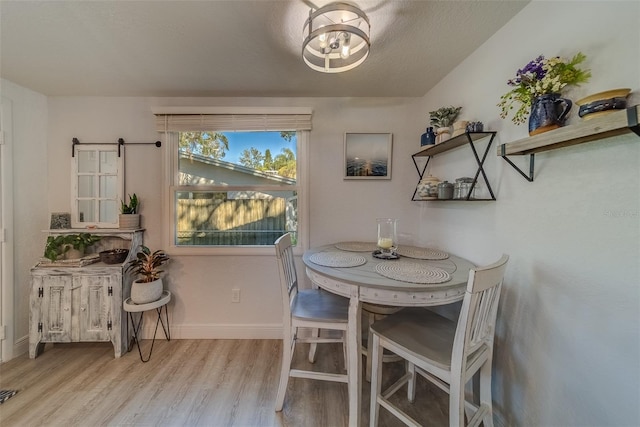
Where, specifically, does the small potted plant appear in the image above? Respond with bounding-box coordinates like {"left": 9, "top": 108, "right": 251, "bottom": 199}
{"left": 43, "top": 233, "right": 102, "bottom": 261}
{"left": 429, "top": 106, "right": 462, "bottom": 143}
{"left": 126, "top": 245, "right": 170, "bottom": 304}
{"left": 119, "top": 193, "right": 140, "bottom": 229}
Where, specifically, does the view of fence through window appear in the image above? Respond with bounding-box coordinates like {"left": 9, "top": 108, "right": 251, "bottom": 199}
{"left": 176, "top": 131, "right": 298, "bottom": 246}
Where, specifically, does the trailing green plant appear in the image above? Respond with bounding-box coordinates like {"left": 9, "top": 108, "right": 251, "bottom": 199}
{"left": 126, "top": 245, "right": 170, "bottom": 283}
{"left": 429, "top": 106, "right": 462, "bottom": 128}
{"left": 43, "top": 233, "right": 102, "bottom": 261}
{"left": 120, "top": 193, "right": 139, "bottom": 214}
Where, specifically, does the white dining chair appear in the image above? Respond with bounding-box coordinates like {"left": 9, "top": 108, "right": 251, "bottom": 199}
{"left": 274, "top": 233, "right": 350, "bottom": 412}
{"left": 369, "top": 254, "right": 509, "bottom": 427}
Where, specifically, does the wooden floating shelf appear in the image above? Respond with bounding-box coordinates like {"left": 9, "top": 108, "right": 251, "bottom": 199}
{"left": 414, "top": 131, "right": 496, "bottom": 157}
{"left": 498, "top": 105, "right": 639, "bottom": 156}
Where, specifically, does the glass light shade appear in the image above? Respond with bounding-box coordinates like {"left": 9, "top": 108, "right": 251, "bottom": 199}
{"left": 377, "top": 218, "right": 398, "bottom": 256}
{"left": 302, "top": 2, "right": 370, "bottom": 73}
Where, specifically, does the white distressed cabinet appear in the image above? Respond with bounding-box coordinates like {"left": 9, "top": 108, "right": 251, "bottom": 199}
{"left": 29, "top": 229, "right": 143, "bottom": 358}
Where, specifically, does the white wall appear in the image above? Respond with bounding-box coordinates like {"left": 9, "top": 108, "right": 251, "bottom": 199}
{"left": 0, "top": 79, "right": 48, "bottom": 358}
{"left": 45, "top": 95, "right": 424, "bottom": 339}
{"left": 6, "top": 1, "right": 639, "bottom": 425}
{"left": 412, "top": 2, "right": 639, "bottom": 426}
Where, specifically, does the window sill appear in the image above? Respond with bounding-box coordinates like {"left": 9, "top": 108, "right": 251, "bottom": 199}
{"left": 166, "top": 245, "right": 305, "bottom": 257}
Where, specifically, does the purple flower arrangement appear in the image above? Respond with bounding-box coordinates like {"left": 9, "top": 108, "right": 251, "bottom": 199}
{"left": 498, "top": 53, "right": 591, "bottom": 125}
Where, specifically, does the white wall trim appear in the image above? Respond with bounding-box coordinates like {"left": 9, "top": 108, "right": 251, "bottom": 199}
{"left": 0, "top": 97, "right": 15, "bottom": 363}
{"left": 140, "top": 323, "right": 283, "bottom": 340}
{"left": 13, "top": 334, "right": 28, "bottom": 358}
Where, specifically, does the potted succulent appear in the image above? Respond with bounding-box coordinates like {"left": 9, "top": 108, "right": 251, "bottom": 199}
{"left": 43, "top": 233, "right": 102, "bottom": 261}
{"left": 125, "top": 245, "right": 170, "bottom": 304}
{"left": 429, "top": 106, "right": 462, "bottom": 143}
{"left": 119, "top": 193, "right": 140, "bottom": 229}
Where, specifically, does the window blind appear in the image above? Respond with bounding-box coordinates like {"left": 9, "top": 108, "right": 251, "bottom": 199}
{"left": 155, "top": 114, "right": 312, "bottom": 132}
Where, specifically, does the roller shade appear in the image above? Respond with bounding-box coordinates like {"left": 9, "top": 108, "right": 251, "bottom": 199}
{"left": 155, "top": 114, "right": 312, "bottom": 132}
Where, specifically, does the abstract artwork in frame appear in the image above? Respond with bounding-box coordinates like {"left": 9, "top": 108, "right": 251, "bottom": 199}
{"left": 344, "top": 133, "right": 392, "bottom": 180}
{"left": 50, "top": 212, "right": 71, "bottom": 229}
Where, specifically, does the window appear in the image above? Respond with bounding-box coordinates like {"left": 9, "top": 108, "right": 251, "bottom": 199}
{"left": 155, "top": 109, "right": 311, "bottom": 254}
{"left": 71, "top": 144, "right": 123, "bottom": 228}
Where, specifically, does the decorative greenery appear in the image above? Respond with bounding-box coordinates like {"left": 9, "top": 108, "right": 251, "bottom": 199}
{"left": 44, "top": 233, "right": 102, "bottom": 261}
{"left": 120, "top": 193, "right": 139, "bottom": 214}
{"left": 126, "top": 245, "right": 170, "bottom": 283}
{"left": 429, "top": 106, "right": 462, "bottom": 128}
{"left": 498, "top": 52, "right": 591, "bottom": 124}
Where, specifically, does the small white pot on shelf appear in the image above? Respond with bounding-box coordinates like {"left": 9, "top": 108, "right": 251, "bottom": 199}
{"left": 119, "top": 214, "right": 140, "bottom": 229}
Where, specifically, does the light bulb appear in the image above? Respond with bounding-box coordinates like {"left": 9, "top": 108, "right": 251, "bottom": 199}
{"left": 318, "top": 32, "right": 327, "bottom": 49}
{"left": 340, "top": 44, "right": 350, "bottom": 59}
{"left": 340, "top": 34, "right": 351, "bottom": 59}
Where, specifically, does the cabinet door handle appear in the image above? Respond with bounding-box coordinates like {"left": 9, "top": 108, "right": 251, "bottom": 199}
{"left": 64, "top": 307, "right": 70, "bottom": 311}
{"left": 80, "top": 307, "right": 86, "bottom": 311}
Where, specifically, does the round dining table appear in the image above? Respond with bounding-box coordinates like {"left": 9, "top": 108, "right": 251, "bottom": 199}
{"left": 302, "top": 242, "right": 475, "bottom": 427}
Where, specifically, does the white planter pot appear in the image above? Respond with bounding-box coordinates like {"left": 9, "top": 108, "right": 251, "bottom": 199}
{"left": 119, "top": 214, "right": 140, "bottom": 229}
{"left": 130, "top": 278, "right": 163, "bottom": 304}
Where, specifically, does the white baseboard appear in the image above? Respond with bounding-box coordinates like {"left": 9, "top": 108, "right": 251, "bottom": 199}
{"left": 5, "top": 334, "right": 29, "bottom": 359}
{"left": 138, "top": 323, "right": 283, "bottom": 340}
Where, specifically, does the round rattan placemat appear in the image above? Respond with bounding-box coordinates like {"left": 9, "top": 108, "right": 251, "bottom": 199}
{"left": 309, "top": 252, "right": 367, "bottom": 268}
{"left": 396, "top": 246, "right": 449, "bottom": 260}
{"left": 334, "top": 241, "right": 378, "bottom": 252}
{"left": 375, "top": 261, "right": 451, "bottom": 284}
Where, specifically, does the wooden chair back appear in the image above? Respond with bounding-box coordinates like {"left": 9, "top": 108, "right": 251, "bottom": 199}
{"left": 274, "top": 233, "right": 297, "bottom": 321}
{"left": 453, "top": 254, "right": 509, "bottom": 369}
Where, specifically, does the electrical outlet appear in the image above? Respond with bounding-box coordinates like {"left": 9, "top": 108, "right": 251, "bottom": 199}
{"left": 231, "top": 288, "right": 241, "bottom": 303}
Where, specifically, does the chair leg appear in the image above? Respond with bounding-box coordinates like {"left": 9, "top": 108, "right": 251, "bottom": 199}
{"left": 365, "top": 311, "right": 375, "bottom": 382}
{"left": 478, "top": 360, "right": 494, "bottom": 427}
{"left": 407, "top": 361, "right": 417, "bottom": 403}
{"left": 449, "top": 372, "right": 466, "bottom": 427}
{"left": 308, "top": 328, "right": 319, "bottom": 363}
{"left": 369, "top": 333, "right": 383, "bottom": 427}
{"left": 275, "top": 326, "right": 295, "bottom": 411}
{"left": 342, "top": 331, "right": 349, "bottom": 372}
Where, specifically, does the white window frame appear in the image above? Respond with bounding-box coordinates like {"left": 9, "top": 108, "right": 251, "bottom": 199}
{"left": 71, "top": 144, "right": 123, "bottom": 228}
{"left": 161, "top": 127, "right": 309, "bottom": 257}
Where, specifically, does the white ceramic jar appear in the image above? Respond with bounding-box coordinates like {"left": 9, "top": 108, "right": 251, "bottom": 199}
{"left": 417, "top": 175, "right": 441, "bottom": 200}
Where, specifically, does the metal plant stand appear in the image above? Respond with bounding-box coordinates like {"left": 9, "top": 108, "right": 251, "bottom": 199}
{"left": 123, "top": 290, "right": 171, "bottom": 362}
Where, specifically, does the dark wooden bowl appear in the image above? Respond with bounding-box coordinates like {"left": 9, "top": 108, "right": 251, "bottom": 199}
{"left": 99, "top": 249, "right": 129, "bottom": 264}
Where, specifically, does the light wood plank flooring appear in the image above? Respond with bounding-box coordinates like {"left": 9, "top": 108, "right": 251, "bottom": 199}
{"left": 0, "top": 339, "right": 449, "bottom": 426}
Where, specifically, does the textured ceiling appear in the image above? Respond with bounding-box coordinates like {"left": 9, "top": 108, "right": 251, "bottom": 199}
{"left": 0, "top": 0, "right": 529, "bottom": 98}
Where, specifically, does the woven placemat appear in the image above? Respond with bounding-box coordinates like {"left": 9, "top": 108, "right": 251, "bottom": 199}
{"left": 334, "top": 241, "right": 378, "bottom": 252}
{"left": 309, "top": 252, "right": 367, "bottom": 268}
{"left": 396, "top": 245, "right": 449, "bottom": 260}
{"left": 375, "top": 261, "right": 451, "bottom": 284}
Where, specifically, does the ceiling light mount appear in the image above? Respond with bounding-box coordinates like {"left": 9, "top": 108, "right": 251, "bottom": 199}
{"left": 302, "top": 2, "right": 370, "bottom": 73}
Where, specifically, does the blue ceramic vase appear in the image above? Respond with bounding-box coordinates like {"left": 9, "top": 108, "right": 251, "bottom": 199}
{"left": 421, "top": 127, "right": 436, "bottom": 146}
{"left": 528, "top": 93, "right": 572, "bottom": 136}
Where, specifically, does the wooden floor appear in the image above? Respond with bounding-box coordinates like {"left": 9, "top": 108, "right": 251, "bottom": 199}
{"left": 0, "top": 339, "right": 449, "bottom": 426}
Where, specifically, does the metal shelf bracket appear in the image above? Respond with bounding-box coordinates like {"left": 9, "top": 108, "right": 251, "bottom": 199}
{"left": 500, "top": 147, "right": 535, "bottom": 182}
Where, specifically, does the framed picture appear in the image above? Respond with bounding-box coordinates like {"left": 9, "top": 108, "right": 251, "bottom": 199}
{"left": 50, "top": 212, "right": 71, "bottom": 229}
{"left": 344, "top": 133, "right": 392, "bottom": 180}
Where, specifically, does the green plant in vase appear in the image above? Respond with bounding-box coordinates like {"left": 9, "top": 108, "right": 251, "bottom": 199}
{"left": 126, "top": 245, "right": 170, "bottom": 304}
{"left": 119, "top": 193, "right": 141, "bottom": 229}
{"left": 498, "top": 52, "right": 591, "bottom": 129}
{"left": 429, "top": 106, "right": 462, "bottom": 143}
{"left": 43, "top": 233, "right": 102, "bottom": 261}
{"left": 120, "top": 193, "right": 139, "bottom": 214}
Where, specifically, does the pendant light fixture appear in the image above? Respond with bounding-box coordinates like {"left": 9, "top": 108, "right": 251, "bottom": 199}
{"left": 302, "top": 2, "right": 370, "bottom": 73}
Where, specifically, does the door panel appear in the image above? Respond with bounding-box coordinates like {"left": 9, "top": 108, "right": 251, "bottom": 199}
{"left": 37, "top": 275, "right": 73, "bottom": 342}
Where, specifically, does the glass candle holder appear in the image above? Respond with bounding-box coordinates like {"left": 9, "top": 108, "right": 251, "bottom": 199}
{"left": 377, "top": 218, "right": 398, "bottom": 256}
